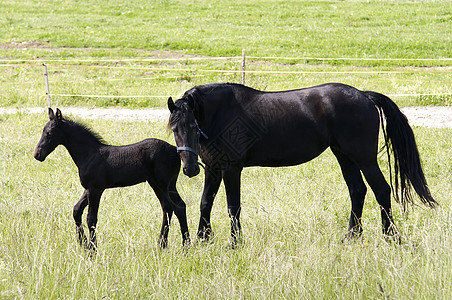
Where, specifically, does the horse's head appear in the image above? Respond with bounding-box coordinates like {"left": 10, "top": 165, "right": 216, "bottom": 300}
{"left": 168, "top": 96, "right": 204, "bottom": 178}
{"left": 34, "top": 108, "right": 64, "bottom": 162}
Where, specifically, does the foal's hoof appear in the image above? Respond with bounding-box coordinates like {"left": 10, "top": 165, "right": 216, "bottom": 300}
{"left": 228, "top": 240, "right": 241, "bottom": 250}
{"left": 228, "top": 234, "right": 243, "bottom": 249}
{"left": 158, "top": 238, "right": 168, "bottom": 249}
{"left": 384, "top": 232, "right": 402, "bottom": 244}
{"left": 86, "top": 241, "right": 98, "bottom": 253}
{"left": 183, "top": 238, "right": 192, "bottom": 248}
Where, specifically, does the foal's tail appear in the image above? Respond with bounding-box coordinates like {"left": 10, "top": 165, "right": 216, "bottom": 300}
{"left": 365, "top": 91, "right": 437, "bottom": 211}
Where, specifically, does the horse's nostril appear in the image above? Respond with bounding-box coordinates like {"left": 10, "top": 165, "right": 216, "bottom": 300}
{"left": 33, "top": 149, "right": 40, "bottom": 159}
{"left": 33, "top": 148, "right": 45, "bottom": 161}
{"left": 183, "top": 165, "right": 200, "bottom": 178}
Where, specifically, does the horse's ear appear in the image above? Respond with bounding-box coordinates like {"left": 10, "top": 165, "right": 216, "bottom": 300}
{"left": 48, "top": 107, "right": 55, "bottom": 120}
{"left": 167, "top": 97, "right": 176, "bottom": 113}
{"left": 55, "top": 108, "right": 63, "bottom": 121}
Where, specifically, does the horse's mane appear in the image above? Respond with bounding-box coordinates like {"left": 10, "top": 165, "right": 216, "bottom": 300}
{"left": 63, "top": 117, "right": 106, "bottom": 144}
{"left": 168, "top": 82, "right": 241, "bottom": 128}
{"left": 168, "top": 85, "right": 207, "bottom": 127}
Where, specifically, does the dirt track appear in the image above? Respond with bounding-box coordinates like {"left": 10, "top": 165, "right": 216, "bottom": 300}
{"left": 2, "top": 106, "right": 452, "bottom": 128}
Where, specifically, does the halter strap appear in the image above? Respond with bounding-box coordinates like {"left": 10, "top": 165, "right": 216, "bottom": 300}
{"left": 195, "top": 120, "right": 208, "bottom": 140}
{"left": 177, "top": 146, "right": 198, "bottom": 156}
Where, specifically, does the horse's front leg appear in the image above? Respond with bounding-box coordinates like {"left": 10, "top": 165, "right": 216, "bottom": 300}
{"left": 86, "top": 188, "right": 104, "bottom": 251}
{"left": 197, "top": 166, "right": 222, "bottom": 241}
{"left": 73, "top": 190, "right": 89, "bottom": 247}
{"left": 222, "top": 166, "right": 243, "bottom": 247}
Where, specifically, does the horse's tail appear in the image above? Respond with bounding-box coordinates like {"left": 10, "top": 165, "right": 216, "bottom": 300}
{"left": 365, "top": 91, "right": 437, "bottom": 210}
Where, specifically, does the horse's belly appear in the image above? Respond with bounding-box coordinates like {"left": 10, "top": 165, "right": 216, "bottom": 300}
{"left": 245, "top": 140, "right": 328, "bottom": 167}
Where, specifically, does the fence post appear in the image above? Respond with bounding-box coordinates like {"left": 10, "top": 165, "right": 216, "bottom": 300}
{"left": 43, "top": 63, "right": 51, "bottom": 108}
{"left": 241, "top": 49, "right": 246, "bottom": 85}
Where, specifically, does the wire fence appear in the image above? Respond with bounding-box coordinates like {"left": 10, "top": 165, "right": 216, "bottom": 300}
{"left": 1, "top": 55, "right": 451, "bottom": 103}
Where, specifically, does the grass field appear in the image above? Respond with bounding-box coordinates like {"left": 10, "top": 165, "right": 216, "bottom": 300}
{"left": 1, "top": 113, "right": 452, "bottom": 298}
{"left": 1, "top": 0, "right": 452, "bottom": 298}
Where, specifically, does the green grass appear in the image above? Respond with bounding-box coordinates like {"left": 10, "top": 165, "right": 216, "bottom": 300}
{"left": 1, "top": 1, "right": 452, "bottom": 298}
{"left": 1, "top": 0, "right": 451, "bottom": 59}
{"left": 1, "top": 113, "right": 452, "bottom": 298}
{"left": 0, "top": 0, "right": 451, "bottom": 108}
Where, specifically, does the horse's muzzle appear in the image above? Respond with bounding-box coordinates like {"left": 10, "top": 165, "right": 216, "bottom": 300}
{"left": 183, "top": 164, "right": 200, "bottom": 178}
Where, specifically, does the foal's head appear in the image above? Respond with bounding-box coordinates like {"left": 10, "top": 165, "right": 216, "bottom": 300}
{"left": 168, "top": 97, "right": 201, "bottom": 178}
{"left": 34, "top": 108, "right": 65, "bottom": 161}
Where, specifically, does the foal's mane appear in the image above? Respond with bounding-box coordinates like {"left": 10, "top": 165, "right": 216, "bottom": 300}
{"left": 63, "top": 117, "right": 106, "bottom": 144}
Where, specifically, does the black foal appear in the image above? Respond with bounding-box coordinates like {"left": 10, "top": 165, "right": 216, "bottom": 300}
{"left": 34, "top": 108, "right": 190, "bottom": 250}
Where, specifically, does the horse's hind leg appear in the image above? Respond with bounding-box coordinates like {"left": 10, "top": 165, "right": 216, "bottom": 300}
{"left": 332, "top": 149, "right": 367, "bottom": 237}
{"left": 73, "top": 190, "right": 89, "bottom": 247}
{"left": 361, "top": 163, "right": 398, "bottom": 236}
{"left": 222, "top": 166, "right": 243, "bottom": 247}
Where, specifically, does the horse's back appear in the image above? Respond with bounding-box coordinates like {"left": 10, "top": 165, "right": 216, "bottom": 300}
{"left": 232, "top": 83, "right": 380, "bottom": 166}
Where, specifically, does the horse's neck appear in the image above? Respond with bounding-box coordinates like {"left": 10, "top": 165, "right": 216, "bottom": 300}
{"left": 61, "top": 122, "right": 104, "bottom": 168}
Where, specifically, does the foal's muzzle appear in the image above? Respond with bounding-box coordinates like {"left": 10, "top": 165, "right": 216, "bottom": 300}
{"left": 33, "top": 148, "right": 46, "bottom": 162}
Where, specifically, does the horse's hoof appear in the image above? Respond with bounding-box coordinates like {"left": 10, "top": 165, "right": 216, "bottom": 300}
{"left": 197, "top": 228, "right": 213, "bottom": 242}
{"left": 342, "top": 229, "right": 363, "bottom": 242}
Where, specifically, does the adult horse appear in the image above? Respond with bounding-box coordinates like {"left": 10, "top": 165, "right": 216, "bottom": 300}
{"left": 34, "top": 108, "right": 190, "bottom": 251}
{"left": 168, "top": 82, "right": 436, "bottom": 245}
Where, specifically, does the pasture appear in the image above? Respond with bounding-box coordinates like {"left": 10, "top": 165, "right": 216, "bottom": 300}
{"left": 1, "top": 114, "right": 452, "bottom": 298}
{"left": 1, "top": 0, "right": 452, "bottom": 298}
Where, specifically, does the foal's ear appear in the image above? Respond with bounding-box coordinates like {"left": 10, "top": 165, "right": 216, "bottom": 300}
{"left": 55, "top": 108, "right": 63, "bottom": 121}
{"left": 167, "top": 97, "right": 176, "bottom": 113}
{"left": 48, "top": 107, "right": 55, "bottom": 120}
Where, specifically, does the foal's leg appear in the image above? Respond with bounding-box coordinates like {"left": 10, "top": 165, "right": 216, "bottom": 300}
{"left": 158, "top": 198, "right": 173, "bottom": 249}
{"left": 86, "top": 188, "right": 104, "bottom": 251}
{"left": 158, "top": 196, "right": 173, "bottom": 248}
{"left": 361, "top": 163, "right": 398, "bottom": 236}
{"left": 222, "top": 166, "right": 243, "bottom": 247}
{"left": 73, "top": 190, "right": 89, "bottom": 247}
{"left": 167, "top": 180, "right": 191, "bottom": 247}
{"left": 198, "top": 167, "right": 222, "bottom": 240}
{"left": 148, "top": 181, "right": 174, "bottom": 248}
{"left": 332, "top": 149, "right": 367, "bottom": 237}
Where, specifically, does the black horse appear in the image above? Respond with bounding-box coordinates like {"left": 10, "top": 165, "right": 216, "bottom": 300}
{"left": 168, "top": 82, "right": 437, "bottom": 245}
{"left": 34, "top": 108, "right": 190, "bottom": 250}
